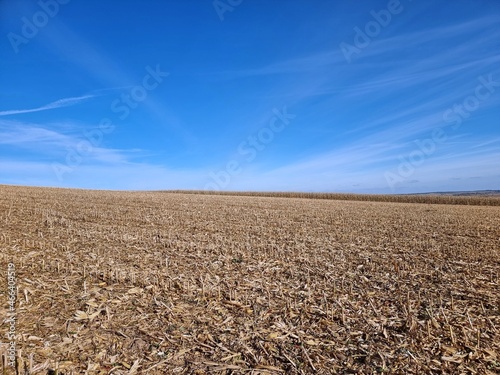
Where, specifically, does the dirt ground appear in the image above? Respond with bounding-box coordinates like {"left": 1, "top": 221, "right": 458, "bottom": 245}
{"left": 0, "top": 185, "right": 499, "bottom": 374}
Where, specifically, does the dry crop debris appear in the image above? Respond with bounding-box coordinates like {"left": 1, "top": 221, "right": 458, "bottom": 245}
{"left": 0, "top": 185, "right": 499, "bottom": 374}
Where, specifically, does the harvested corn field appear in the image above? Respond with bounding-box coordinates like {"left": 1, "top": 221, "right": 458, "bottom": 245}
{"left": 0, "top": 185, "right": 499, "bottom": 374}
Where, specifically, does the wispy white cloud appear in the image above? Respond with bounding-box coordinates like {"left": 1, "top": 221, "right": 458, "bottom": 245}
{"left": 0, "top": 119, "right": 136, "bottom": 164}
{"left": 213, "top": 50, "right": 343, "bottom": 79}
{"left": 0, "top": 121, "right": 71, "bottom": 146}
{"left": 0, "top": 94, "right": 96, "bottom": 117}
{"left": 471, "top": 137, "right": 500, "bottom": 149}
{"left": 214, "top": 16, "right": 499, "bottom": 81}
{"left": 223, "top": 147, "right": 500, "bottom": 194}
{"left": 356, "top": 15, "right": 500, "bottom": 63}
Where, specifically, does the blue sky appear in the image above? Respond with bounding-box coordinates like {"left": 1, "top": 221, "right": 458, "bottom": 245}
{"left": 1, "top": 0, "right": 499, "bottom": 193}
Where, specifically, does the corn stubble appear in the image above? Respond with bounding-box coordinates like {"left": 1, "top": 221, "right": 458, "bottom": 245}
{"left": 0, "top": 185, "right": 498, "bottom": 374}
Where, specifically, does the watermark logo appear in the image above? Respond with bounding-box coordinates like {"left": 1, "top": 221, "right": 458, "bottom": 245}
{"left": 213, "top": 0, "right": 243, "bottom": 21}
{"left": 339, "top": 0, "right": 409, "bottom": 63}
{"left": 204, "top": 106, "right": 296, "bottom": 190}
{"left": 7, "top": 0, "right": 71, "bottom": 54}
{"left": 384, "top": 74, "right": 500, "bottom": 191}
{"left": 442, "top": 74, "right": 500, "bottom": 129}
{"left": 6, "top": 263, "right": 17, "bottom": 368}
{"left": 51, "top": 64, "right": 169, "bottom": 181}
